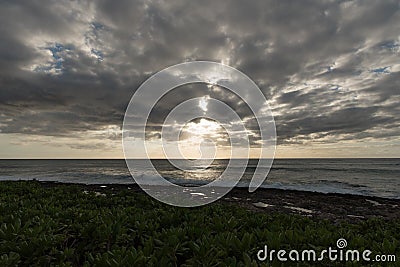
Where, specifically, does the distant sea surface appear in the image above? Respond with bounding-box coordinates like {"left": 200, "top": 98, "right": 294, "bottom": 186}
{"left": 0, "top": 159, "right": 399, "bottom": 199}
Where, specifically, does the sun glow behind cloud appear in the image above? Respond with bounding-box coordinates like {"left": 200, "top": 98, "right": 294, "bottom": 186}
{"left": 178, "top": 118, "right": 223, "bottom": 159}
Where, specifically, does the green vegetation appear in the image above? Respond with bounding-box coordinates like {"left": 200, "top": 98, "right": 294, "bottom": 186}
{"left": 0, "top": 181, "right": 399, "bottom": 266}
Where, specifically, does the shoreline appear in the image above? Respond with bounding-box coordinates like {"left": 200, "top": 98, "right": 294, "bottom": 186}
{"left": 23, "top": 180, "right": 400, "bottom": 222}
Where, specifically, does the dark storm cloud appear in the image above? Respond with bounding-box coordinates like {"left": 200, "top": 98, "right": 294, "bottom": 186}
{"left": 0, "top": 0, "right": 399, "bottom": 147}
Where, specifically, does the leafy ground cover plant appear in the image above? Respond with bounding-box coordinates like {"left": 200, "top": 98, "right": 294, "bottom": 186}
{"left": 0, "top": 181, "right": 399, "bottom": 266}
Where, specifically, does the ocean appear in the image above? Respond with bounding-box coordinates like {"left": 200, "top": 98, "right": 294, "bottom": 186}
{"left": 0, "top": 159, "right": 399, "bottom": 199}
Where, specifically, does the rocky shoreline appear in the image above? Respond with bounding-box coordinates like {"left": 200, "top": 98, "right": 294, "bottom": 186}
{"left": 34, "top": 180, "right": 400, "bottom": 222}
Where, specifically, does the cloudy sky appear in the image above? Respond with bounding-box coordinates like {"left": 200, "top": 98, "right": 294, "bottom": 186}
{"left": 0, "top": 0, "right": 399, "bottom": 158}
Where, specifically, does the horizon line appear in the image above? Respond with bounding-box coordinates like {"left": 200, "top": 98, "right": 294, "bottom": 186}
{"left": 0, "top": 157, "right": 399, "bottom": 160}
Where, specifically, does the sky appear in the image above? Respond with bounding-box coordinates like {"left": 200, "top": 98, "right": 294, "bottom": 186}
{"left": 0, "top": 0, "right": 399, "bottom": 159}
